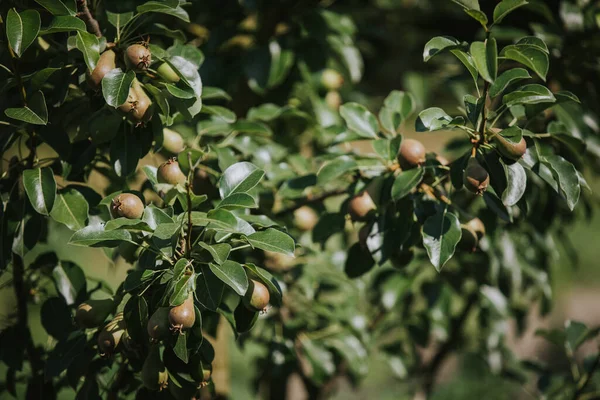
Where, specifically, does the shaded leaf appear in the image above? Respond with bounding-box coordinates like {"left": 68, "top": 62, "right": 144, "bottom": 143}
{"left": 422, "top": 209, "right": 461, "bottom": 272}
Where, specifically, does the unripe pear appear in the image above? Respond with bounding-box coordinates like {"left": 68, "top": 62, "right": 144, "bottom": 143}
{"left": 89, "top": 50, "right": 116, "bottom": 88}
{"left": 325, "top": 90, "right": 342, "bottom": 110}
{"left": 157, "top": 159, "right": 187, "bottom": 185}
{"left": 156, "top": 62, "right": 180, "bottom": 83}
{"left": 463, "top": 157, "right": 489, "bottom": 195}
{"left": 321, "top": 69, "right": 344, "bottom": 90}
{"left": 75, "top": 298, "right": 114, "bottom": 329}
{"left": 118, "top": 80, "right": 153, "bottom": 125}
{"left": 459, "top": 225, "right": 479, "bottom": 252}
{"left": 466, "top": 217, "right": 485, "bottom": 239}
{"left": 147, "top": 307, "right": 171, "bottom": 343}
{"left": 124, "top": 43, "right": 152, "bottom": 72}
{"left": 293, "top": 206, "right": 318, "bottom": 231}
{"left": 110, "top": 193, "right": 145, "bottom": 219}
{"left": 97, "top": 312, "right": 126, "bottom": 358}
{"left": 494, "top": 134, "right": 527, "bottom": 160}
{"left": 347, "top": 191, "right": 376, "bottom": 221}
{"left": 398, "top": 138, "right": 426, "bottom": 169}
{"left": 142, "top": 345, "right": 169, "bottom": 391}
{"left": 169, "top": 293, "right": 195, "bottom": 334}
{"left": 243, "top": 279, "right": 270, "bottom": 312}
{"left": 162, "top": 128, "right": 185, "bottom": 154}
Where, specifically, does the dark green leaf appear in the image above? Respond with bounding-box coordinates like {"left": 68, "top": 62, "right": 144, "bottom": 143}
{"left": 137, "top": 1, "right": 190, "bottom": 22}
{"left": 6, "top": 9, "right": 41, "bottom": 57}
{"left": 5, "top": 90, "right": 48, "bottom": 125}
{"left": 470, "top": 39, "right": 497, "bottom": 83}
{"left": 35, "top": 0, "right": 76, "bottom": 16}
{"left": 494, "top": 0, "right": 529, "bottom": 24}
{"left": 69, "top": 224, "right": 133, "bottom": 247}
{"left": 217, "top": 193, "right": 257, "bottom": 209}
{"left": 391, "top": 168, "right": 424, "bottom": 200}
{"left": 541, "top": 155, "right": 580, "bottom": 211}
{"left": 502, "top": 162, "right": 527, "bottom": 206}
{"left": 421, "top": 209, "right": 461, "bottom": 272}
{"left": 464, "top": 94, "right": 484, "bottom": 127}
{"left": 503, "top": 84, "right": 555, "bottom": 106}
{"left": 40, "top": 16, "right": 86, "bottom": 34}
{"left": 196, "top": 265, "right": 224, "bottom": 311}
{"left": 489, "top": 68, "right": 531, "bottom": 97}
{"left": 317, "top": 156, "right": 358, "bottom": 184}
{"left": 339, "top": 103, "right": 379, "bottom": 139}
{"left": 219, "top": 162, "right": 264, "bottom": 199}
{"left": 23, "top": 167, "right": 56, "bottom": 215}
{"left": 415, "top": 107, "right": 456, "bottom": 132}
{"left": 450, "top": 49, "right": 479, "bottom": 87}
{"left": 209, "top": 260, "right": 248, "bottom": 296}
{"left": 50, "top": 187, "right": 88, "bottom": 231}
{"left": 41, "top": 297, "right": 74, "bottom": 340}
{"left": 196, "top": 242, "right": 231, "bottom": 265}
{"left": 102, "top": 69, "right": 135, "bottom": 107}
{"left": 246, "top": 228, "right": 295, "bottom": 257}
{"left": 483, "top": 191, "right": 512, "bottom": 222}
{"left": 502, "top": 45, "right": 549, "bottom": 81}
{"left": 52, "top": 262, "right": 86, "bottom": 305}
{"left": 423, "top": 36, "right": 465, "bottom": 62}
{"left": 74, "top": 31, "right": 100, "bottom": 71}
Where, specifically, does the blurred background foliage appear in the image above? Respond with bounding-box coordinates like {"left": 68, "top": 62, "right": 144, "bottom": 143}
{"left": 1, "top": 0, "right": 600, "bottom": 399}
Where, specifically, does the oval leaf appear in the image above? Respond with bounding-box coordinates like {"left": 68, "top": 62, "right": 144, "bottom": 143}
{"left": 102, "top": 69, "right": 135, "bottom": 107}
{"left": 219, "top": 162, "right": 265, "bottom": 199}
{"left": 339, "top": 102, "right": 379, "bottom": 139}
{"left": 391, "top": 168, "right": 424, "bottom": 201}
{"left": 247, "top": 228, "right": 295, "bottom": 257}
{"left": 6, "top": 9, "right": 41, "bottom": 57}
{"left": 23, "top": 167, "right": 56, "bottom": 216}
{"left": 421, "top": 209, "right": 461, "bottom": 272}
{"left": 209, "top": 260, "right": 248, "bottom": 296}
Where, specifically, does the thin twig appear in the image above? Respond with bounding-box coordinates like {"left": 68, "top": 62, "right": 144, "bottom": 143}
{"left": 77, "top": 0, "right": 102, "bottom": 37}
{"left": 186, "top": 152, "right": 194, "bottom": 257}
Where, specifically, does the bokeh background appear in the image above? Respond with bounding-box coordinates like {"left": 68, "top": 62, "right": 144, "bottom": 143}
{"left": 1, "top": 0, "right": 599, "bottom": 398}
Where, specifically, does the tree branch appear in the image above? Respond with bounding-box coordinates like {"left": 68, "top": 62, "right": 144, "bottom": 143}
{"left": 77, "top": 0, "right": 102, "bottom": 37}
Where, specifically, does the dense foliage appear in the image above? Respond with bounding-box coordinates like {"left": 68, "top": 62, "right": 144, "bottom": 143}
{"left": 1, "top": 0, "right": 600, "bottom": 399}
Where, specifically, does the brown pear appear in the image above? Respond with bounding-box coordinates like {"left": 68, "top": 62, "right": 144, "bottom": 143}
{"left": 463, "top": 157, "right": 489, "bottom": 195}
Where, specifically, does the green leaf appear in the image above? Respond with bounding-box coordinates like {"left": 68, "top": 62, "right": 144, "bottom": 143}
{"left": 104, "top": 218, "right": 151, "bottom": 232}
{"left": 415, "top": 107, "right": 459, "bottom": 132}
{"left": 515, "top": 36, "right": 549, "bottom": 53}
{"left": 5, "top": 90, "right": 48, "bottom": 125}
{"left": 106, "top": 11, "right": 134, "bottom": 29}
{"left": 391, "top": 168, "right": 424, "bottom": 201}
{"left": 502, "top": 162, "right": 527, "bottom": 206}
{"left": 52, "top": 262, "right": 86, "bottom": 305}
{"left": 372, "top": 136, "right": 402, "bottom": 162}
{"left": 165, "top": 56, "right": 202, "bottom": 98}
{"left": 493, "top": 0, "right": 529, "bottom": 24}
{"left": 465, "top": 9, "right": 488, "bottom": 28}
{"left": 41, "top": 297, "right": 74, "bottom": 340}
{"left": 164, "top": 83, "right": 195, "bottom": 99}
{"left": 379, "top": 91, "right": 416, "bottom": 134}
{"left": 422, "top": 209, "right": 461, "bottom": 272}
{"left": 170, "top": 274, "right": 194, "bottom": 306}
{"left": 137, "top": 1, "right": 190, "bottom": 22}
{"left": 502, "top": 45, "right": 549, "bottom": 81}
{"left": 483, "top": 191, "right": 512, "bottom": 222}
{"left": 219, "top": 162, "right": 265, "bottom": 199}
{"left": 209, "top": 261, "right": 248, "bottom": 296}
{"left": 464, "top": 95, "right": 484, "bottom": 127}
{"left": 196, "top": 265, "right": 224, "bottom": 311}
{"left": 497, "top": 126, "right": 523, "bottom": 144}
{"left": 217, "top": 193, "right": 257, "bottom": 210}
{"left": 470, "top": 39, "right": 497, "bottom": 83}
{"left": 503, "top": 84, "right": 555, "bottom": 106}
{"left": 34, "top": 0, "right": 76, "bottom": 16}
{"left": 50, "top": 187, "right": 88, "bottom": 231}
{"left": 142, "top": 205, "right": 173, "bottom": 230}
{"left": 339, "top": 102, "right": 379, "bottom": 139}
{"left": 23, "top": 167, "right": 56, "bottom": 215}
{"left": 69, "top": 224, "right": 133, "bottom": 247}
{"left": 173, "top": 332, "right": 188, "bottom": 363}
{"left": 450, "top": 49, "right": 479, "bottom": 87}
{"left": 451, "top": 0, "right": 480, "bottom": 11}
{"left": 6, "top": 9, "right": 41, "bottom": 57}
{"left": 201, "top": 87, "right": 231, "bottom": 101}
{"left": 317, "top": 156, "right": 358, "bottom": 184}
{"left": 489, "top": 68, "right": 531, "bottom": 97}
{"left": 40, "top": 16, "right": 86, "bottom": 34}
{"left": 196, "top": 243, "right": 231, "bottom": 265}
{"left": 201, "top": 105, "right": 236, "bottom": 123}
{"left": 74, "top": 31, "right": 100, "bottom": 71}
{"left": 246, "top": 228, "right": 295, "bottom": 257}
{"left": 423, "top": 36, "right": 465, "bottom": 62}
{"left": 102, "top": 69, "right": 135, "bottom": 107}
{"left": 541, "top": 155, "right": 580, "bottom": 211}
{"left": 110, "top": 130, "right": 141, "bottom": 178}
